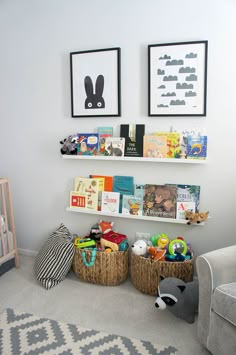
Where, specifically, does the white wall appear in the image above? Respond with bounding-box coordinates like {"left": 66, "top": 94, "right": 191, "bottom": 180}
{"left": 0, "top": 0, "right": 235, "bottom": 256}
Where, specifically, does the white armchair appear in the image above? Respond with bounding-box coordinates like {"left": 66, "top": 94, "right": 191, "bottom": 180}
{"left": 196, "top": 245, "right": 236, "bottom": 355}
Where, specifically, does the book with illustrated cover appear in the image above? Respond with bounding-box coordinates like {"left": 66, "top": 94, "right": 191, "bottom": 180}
{"left": 91, "top": 177, "right": 105, "bottom": 211}
{"left": 134, "top": 184, "right": 145, "bottom": 200}
{"left": 90, "top": 175, "right": 113, "bottom": 192}
{"left": 113, "top": 175, "right": 134, "bottom": 213}
{"left": 97, "top": 127, "right": 113, "bottom": 155}
{"left": 143, "top": 135, "right": 167, "bottom": 158}
{"left": 176, "top": 201, "right": 196, "bottom": 219}
{"left": 71, "top": 177, "right": 99, "bottom": 210}
{"left": 101, "top": 191, "right": 120, "bottom": 214}
{"left": 172, "top": 127, "right": 207, "bottom": 158}
{"left": 176, "top": 184, "right": 201, "bottom": 213}
{"left": 77, "top": 133, "right": 99, "bottom": 155}
{"left": 186, "top": 136, "right": 207, "bottom": 159}
{"left": 122, "top": 195, "right": 143, "bottom": 216}
{"left": 120, "top": 124, "right": 145, "bottom": 157}
{"left": 153, "top": 132, "right": 181, "bottom": 158}
{"left": 143, "top": 184, "right": 177, "bottom": 219}
{"left": 104, "top": 137, "right": 125, "bottom": 157}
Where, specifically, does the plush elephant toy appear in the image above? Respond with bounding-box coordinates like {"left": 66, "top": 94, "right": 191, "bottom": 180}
{"left": 155, "top": 276, "right": 199, "bottom": 323}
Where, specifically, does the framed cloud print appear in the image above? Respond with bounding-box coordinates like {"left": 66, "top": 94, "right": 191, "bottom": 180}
{"left": 148, "top": 41, "right": 208, "bottom": 116}
{"left": 70, "top": 47, "right": 121, "bottom": 117}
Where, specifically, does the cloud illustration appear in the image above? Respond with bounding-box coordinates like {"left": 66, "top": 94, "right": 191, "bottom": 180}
{"left": 185, "top": 91, "right": 197, "bottom": 97}
{"left": 157, "top": 69, "right": 165, "bottom": 75}
{"left": 163, "top": 75, "right": 178, "bottom": 81}
{"left": 176, "top": 82, "right": 193, "bottom": 89}
{"left": 157, "top": 104, "right": 169, "bottom": 107}
{"left": 179, "top": 67, "right": 196, "bottom": 73}
{"left": 161, "top": 92, "right": 176, "bottom": 97}
{"left": 159, "top": 54, "right": 171, "bottom": 60}
{"left": 166, "top": 59, "right": 184, "bottom": 66}
{"left": 186, "top": 52, "right": 197, "bottom": 58}
{"left": 186, "top": 74, "right": 197, "bottom": 81}
{"left": 170, "top": 99, "right": 186, "bottom": 106}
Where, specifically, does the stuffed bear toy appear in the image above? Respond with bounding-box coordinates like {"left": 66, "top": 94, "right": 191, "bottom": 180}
{"left": 155, "top": 276, "right": 199, "bottom": 323}
{"left": 132, "top": 239, "right": 151, "bottom": 257}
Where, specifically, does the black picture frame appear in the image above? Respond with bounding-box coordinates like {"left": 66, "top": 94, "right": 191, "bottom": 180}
{"left": 70, "top": 47, "right": 121, "bottom": 117}
{"left": 148, "top": 40, "right": 208, "bottom": 117}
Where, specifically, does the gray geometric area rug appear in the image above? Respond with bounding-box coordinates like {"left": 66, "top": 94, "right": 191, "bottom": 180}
{"left": 0, "top": 308, "right": 178, "bottom": 355}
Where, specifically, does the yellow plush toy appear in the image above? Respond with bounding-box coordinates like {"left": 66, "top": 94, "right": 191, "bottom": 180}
{"left": 185, "top": 211, "right": 209, "bottom": 225}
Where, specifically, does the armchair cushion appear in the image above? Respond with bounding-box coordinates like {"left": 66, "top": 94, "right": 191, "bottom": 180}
{"left": 212, "top": 282, "right": 236, "bottom": 326}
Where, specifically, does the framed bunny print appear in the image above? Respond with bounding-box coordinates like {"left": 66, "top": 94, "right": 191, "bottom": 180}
{"left": 70, "top": 47, "right": 121, "bottom": 117}
{"left": 148, "top": 40, "right": 208, "bottom": 116}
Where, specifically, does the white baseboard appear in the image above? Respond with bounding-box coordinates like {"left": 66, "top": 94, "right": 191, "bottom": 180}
{"left": 18, "top": 248, "right": 38, "bottom": 257}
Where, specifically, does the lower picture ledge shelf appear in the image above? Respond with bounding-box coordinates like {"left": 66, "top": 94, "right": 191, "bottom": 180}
{"left": 66, "top": 207, "right": 205, "bottom": 226}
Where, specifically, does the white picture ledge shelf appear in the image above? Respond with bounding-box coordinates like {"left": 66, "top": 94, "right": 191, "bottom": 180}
{"left": 62, "top": 155, "right": 206, "bottom": 164}
{"left": 66, "top": 207, "right": 205, "bottom": 226}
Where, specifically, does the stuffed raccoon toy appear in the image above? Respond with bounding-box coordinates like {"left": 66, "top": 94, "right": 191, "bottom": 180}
{"left": 155, "top": 276, "right": 199, "bottom": 323}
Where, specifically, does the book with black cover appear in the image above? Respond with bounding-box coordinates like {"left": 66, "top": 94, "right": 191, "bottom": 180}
{"left": 120, "top": 124, "right": 145, "bottom": 157}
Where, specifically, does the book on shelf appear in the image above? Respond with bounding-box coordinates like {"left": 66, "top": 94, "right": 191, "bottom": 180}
{"left": 101, "top": 191, "right": 120, "bottom": 214}
{"left": 104, "top": 137, "right": 125, "bottom": 157}
{"left": 134, "top": 184, "right": 145, "bottom": 200}
{"left": 152, "top": 132, "right": 181, "bottom": 158}
{"left": 97, "top": 127, "right": 113, "bottom": 155}
{"left": 176, "top": 184, "right": 201, "bottom": 213}
{"left": 77, "top": 133, "right": 99, "bottom": 156}
{"left": 113, "top": 175, "right": 134, "bottom": 213}
{"left": 176, "top": 201, "right": 196, "bottom": 220}
{"left": 91, "top": 176, "right": 105, "bottom": 211}
{"left": 90, "top": 175, "right": 113, "bottom": 192}
{"left": 122, "top": 195, "right": 143, "bottom": 216}
{"left": 71, "top": 177, "right": 99, "bottom": 210}
{"left": 120, "top": 124, "right": 145, "bottom": 157}
{"left": 143, "top": 135, "right": 168, "bottom": 158}
{"left": 186, "top": 135, "right": 207, "bottom": 159}
{"left": 171, "top": 127, "right": 207, "bottom": 158}
{"left": 143, "top": 184, "right": 177, "bottom": 219}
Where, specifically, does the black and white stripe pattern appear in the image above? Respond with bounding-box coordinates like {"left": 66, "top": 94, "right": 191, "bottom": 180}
{"left": 34, "top": 224, "right": 75, "bottom": 290}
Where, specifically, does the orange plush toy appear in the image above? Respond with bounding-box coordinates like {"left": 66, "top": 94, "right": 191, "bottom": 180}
{"left": 148, "top": 247, "right": 166, "bottom": 261}
{"left": 185, "top": 211, "right": 209, "bottom": 225}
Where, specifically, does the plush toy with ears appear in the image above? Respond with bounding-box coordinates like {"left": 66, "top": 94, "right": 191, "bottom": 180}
{"left": 185, "top": 211, "right": 209, "bottom": 225}
{"left": 155, "top": 276, "right": 199, "bottom": 323}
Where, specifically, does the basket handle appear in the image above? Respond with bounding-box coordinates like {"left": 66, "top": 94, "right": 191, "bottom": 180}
{"left": 81, "top": 249, "right": 97, "bottom": 267}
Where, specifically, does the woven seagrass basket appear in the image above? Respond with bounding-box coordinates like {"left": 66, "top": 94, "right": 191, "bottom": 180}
{"left": 73, "top": 248, "right": 128, "bottom": 286}
{"left": 131, "top": 253, "right": 194, "bottom": 296}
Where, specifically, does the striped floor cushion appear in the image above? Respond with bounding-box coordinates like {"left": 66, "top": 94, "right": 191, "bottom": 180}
{"left": 34, "top": 224, "right": 75, "bottom": 290}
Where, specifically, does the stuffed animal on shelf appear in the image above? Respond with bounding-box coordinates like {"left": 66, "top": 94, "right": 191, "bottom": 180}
{"left": 60, "top": 134, "right": 78, "bottom": 155}
{"left": 185, "top": 211, "right": 209, "bottom": 225}
{"left": 132, "top": 239, "right": 151, "bottom": 257}
{"left": 155, "top": 276, "right": 199, "bottom": 323}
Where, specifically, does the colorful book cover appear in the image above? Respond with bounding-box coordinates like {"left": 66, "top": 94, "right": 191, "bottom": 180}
{"left": 101, "top": 191, "right": 120, "bottom": 214}
{"left": 143, "top": 135, "right": 168, "bottom": 158}
{"left": 120, "top": 124, "right": 145, "bottom": 157}
{"left": 104, "top": 137, "right": 125, "bottom": 157}
{"left": 92, "top": 177, "right": 105, "bottom": 211}
{"left": 97, "top": 127, "right": 113, "bottom": 155}
{"left": 134, "top": 184, "right": 145, "bottom": 200}
{"left": 176, "top": 184, "right": 201, "bottom": 212}
{"left": 143, "top": 184, "right": 177, "bottom": 218}
{"left": 72, "top": 177, "right": 99, "bottom": 210}
{"left": 176, "top": 201, "right": 196, "bottom": 219}
{"left": 153, "top": 132, "right": 181, "bottom": 158}
{"left": 90, "top": 175, "right": 113, "bottom": 192}
{"left": 77, "top": 133, "right": 99, "bottom": 156}
{"left": 122, "top": 195, "right": 143, "bottom": 216}
{"left": 186, "top": 136, "right": 207, "bottom": 159}
{"left": 113, "top": 175, "right": 134, "bottom": 213}
{"left": 172, "top": 128, "right": 207, "bottom": 159}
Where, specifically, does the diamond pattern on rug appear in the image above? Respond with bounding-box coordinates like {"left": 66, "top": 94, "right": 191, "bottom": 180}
{"left": 0, "top": 308, "right": 178, "bottom": 355}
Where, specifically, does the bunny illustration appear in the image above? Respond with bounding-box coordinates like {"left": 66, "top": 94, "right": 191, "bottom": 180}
{"left": 106, "top": 142, "right": 123, "bottom": 156}
{"left": 84, "top": 74, "right": 105, "bottom": 109}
